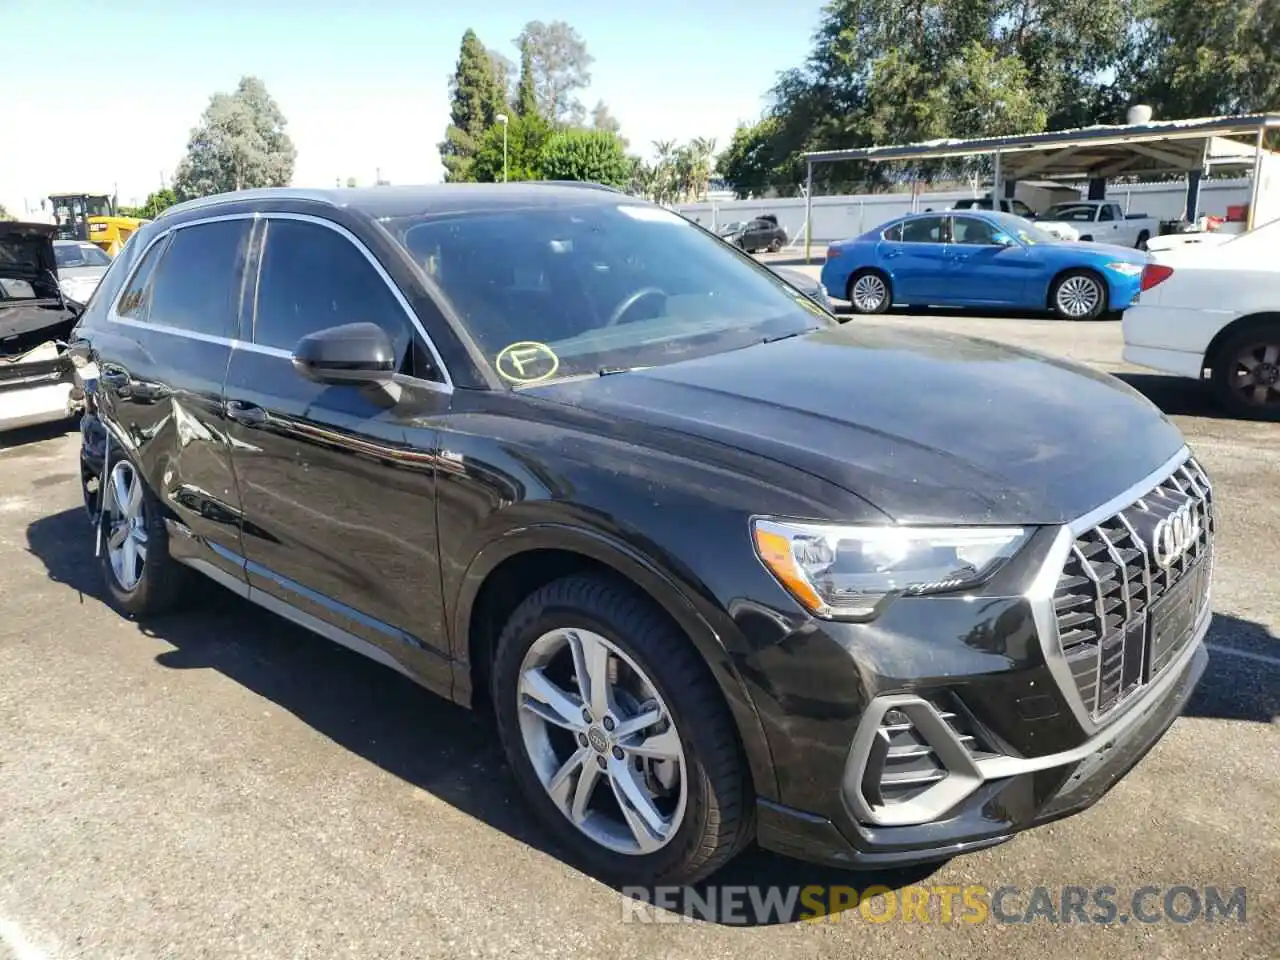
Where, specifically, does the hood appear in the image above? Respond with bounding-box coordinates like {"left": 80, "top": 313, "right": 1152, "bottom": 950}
{"left": 1042, "top": 238, "right": 1146, "bottom": 262}
{"left": 527, "top": 323, "right": 1185, "bottom": 525}
{"left": 1, "top": 222, "right": 77, "bottom": 356}
{"left": 1, "top": 221, "right": 59, "bottom": 283}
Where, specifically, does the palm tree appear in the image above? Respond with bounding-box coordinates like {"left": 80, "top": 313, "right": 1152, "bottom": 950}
{"left": 688, "top": 136, "right": 717, "bottom": 201}
{"left": 651, "top": 139, "right": 677, "bottom": 205}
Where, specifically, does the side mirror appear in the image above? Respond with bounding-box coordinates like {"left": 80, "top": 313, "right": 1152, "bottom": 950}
{"left": 291, "top": 322, "right": 396, "bottom": 385}
{"left": 992, "top": 232, "right": 1016, "bottom": 247}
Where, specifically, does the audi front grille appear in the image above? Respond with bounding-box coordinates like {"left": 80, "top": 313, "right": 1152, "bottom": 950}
{"left": 1052, "top": 456, "right": 1213, "bottom": 721}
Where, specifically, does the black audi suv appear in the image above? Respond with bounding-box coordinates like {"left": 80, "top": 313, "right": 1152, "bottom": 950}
{"left": 69, "top": 184, "right": 1212, "bottom": 886}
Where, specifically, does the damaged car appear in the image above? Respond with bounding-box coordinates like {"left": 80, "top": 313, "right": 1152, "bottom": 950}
{"left": 1, "top": 222, "right": 83, "bottom": 433}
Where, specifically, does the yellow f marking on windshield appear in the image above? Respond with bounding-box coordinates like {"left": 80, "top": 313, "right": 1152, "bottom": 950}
{"left": 496, "top": 341, "right": 560, "bottom": 384}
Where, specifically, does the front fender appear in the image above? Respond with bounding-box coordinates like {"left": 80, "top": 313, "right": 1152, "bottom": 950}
{"left": 451, "top": 519, "right": 781, "bottom": 802}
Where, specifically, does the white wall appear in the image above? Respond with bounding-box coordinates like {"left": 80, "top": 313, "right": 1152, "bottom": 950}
{"left": 676, "top": 179, "right": 1254, "bottom": 246}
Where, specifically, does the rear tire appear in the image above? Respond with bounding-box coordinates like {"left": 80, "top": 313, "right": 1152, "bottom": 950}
{"left": 1210, "top": 324, "right": 1280, "bottom": 421}
{"left": 491, "top": 574, "right": 753, "bottom": 886}
{"left": 1135, "top": 230, "right": 1150, "bottom": 250}
{"left": 98, "top": 455, "right": 189, "bottom": 616}
{"left": 846, "top": 269, "right": 892, "bottom": 314}
{"left": 1050, "top": 269, "right": 1107, "bottom": 321}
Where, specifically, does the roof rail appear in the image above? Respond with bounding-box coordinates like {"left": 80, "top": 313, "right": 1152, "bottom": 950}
{"left": 524, "top": 180, "right": 626, "bottom": 194}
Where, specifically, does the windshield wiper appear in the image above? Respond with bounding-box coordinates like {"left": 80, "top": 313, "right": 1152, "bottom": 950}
{"left": 597, "top": 365, "right": 633, "bottom": 376}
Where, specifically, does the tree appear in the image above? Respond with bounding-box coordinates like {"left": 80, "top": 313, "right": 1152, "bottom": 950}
{"left": 1129, "top": 0, "right": 1280, "bottom": 118}
{"left": 514, "top": 39, "right": 539, "bottom": 118}
{"left": 120, "top": 188, "right": 178, "bottom": 220}
{"left": 172, "top": 76, "right": 295, "bottom": 200}
{"left": 345, "top": 176, "right": 358, "bottom": 188}
{"left": 438, "top": 29, "right": 508, "bottom": 182}
{"left": 489, "top": 48, "right": 515, "bottom": 104}
{"left": 514, "top": 20, "right": 594, "bottom": 124}
{"left": 0, "top": 203, "right": 13, "bottom": 221}
{"left": 471, "top": 111, "right": 555, "bottom": 182}
{"left": 540, "top": 130, "right": 630, "bottom": 187}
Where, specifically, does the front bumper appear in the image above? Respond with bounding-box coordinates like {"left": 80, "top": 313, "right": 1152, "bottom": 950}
{"left": 757, "top": 628, "right": 1207, "bottom": 869}
{"left": 735, "top": 448, "right": 1212, "bottom": 869}
{"left": 0, "top": 344, "right": 80, "bottom": 432}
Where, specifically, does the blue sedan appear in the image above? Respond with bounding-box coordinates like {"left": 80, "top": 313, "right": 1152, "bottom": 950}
{"left": 821, "top": 210, "right": 1150, "bottom": 321}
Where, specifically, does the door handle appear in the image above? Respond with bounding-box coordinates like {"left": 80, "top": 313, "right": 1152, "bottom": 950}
{"left": 883, "top": 249, "right": 903, "bottom": 259}
{"left": 225, "top": 399, "right": 267, "bottom": 426}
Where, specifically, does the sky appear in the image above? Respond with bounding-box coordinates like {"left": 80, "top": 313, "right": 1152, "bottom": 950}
{"left": 1, "top": 0, "right": 824, "bottom": 217}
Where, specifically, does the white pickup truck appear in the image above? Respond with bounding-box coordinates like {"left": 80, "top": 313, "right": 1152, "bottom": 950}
{"left": 1037, "top": 200, "right": 1158, "bottom": 249}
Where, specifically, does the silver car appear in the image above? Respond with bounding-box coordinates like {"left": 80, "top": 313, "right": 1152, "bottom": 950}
{"left": 54, "top": 240, "right": 112, "bottom": 304}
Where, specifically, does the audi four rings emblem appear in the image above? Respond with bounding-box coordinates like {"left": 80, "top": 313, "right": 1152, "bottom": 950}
{"left": 1152, "top": 502, "right": 1201, "bottom": 569}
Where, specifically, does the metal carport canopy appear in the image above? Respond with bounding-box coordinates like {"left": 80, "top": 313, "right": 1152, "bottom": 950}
{"left": 800, "top": 113, "right": 1280, "bottom": 256}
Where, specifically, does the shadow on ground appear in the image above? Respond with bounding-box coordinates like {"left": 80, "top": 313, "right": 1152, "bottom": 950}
{"left": 1114, "top": 372, "right": 1247, "bottom": 422}
{"left": 25, "top": 504, "right": 943, "bottom": 925}
{"left": 0, "top": 418, "right": 77, "bottom": 452}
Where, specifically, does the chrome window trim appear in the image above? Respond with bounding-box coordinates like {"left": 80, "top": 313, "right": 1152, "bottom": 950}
{"left": 258, "top": 213, "right": 453, "bottom": 390}
{"left": 105, "top": 210, "right": 454, "bottom": 394}
{"left": 1024, "top": 445, "right": 1198, "bottom": 736}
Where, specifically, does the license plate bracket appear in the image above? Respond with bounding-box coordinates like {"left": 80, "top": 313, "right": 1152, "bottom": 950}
{"left": 1147, "top": 558, "right": 1207, "bottom": 678}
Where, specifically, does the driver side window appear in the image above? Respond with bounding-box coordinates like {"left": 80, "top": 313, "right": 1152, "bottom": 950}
{"left": 254, "top": 218, "right": 439, "bottom": 380}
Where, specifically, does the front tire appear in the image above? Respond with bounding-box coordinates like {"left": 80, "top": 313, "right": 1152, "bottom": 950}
{"left": 491, "top": 575, "right": 753, "bottom": 885}
{"left": 1050, "top": 269, "right": 1107, "bottom": 321}
{"left": 1135, "top": 230, "right": 1150, "bottom": 250}
{"left": 1210, "top": 324, "right": 1280, "bottom": 421}
{"left": 98, "top": 455, "right": 189, "bottom": 616}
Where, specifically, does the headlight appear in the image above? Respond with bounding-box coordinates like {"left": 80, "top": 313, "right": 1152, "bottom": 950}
{"left": 752, "top": 518, "right": 1030, "bottom": 619}
{"left": 1105, "top": 261, "right": 1143, "bottom": 276}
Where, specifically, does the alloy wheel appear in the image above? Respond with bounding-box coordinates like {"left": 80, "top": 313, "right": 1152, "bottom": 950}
{"left": 1055, "top": 275, "right": 1101, "bottom": 318}
{"left": 104, "top": 461, "right": 147, "bottom": 591}
{"left": 1227, "top": 342, "right": 1280, "bottom": 411}
{"left": 851, "top": 274, "right": 887, "bottom": 312}
{"left": 516, "top": 627, "right": 688, "bottom": 855}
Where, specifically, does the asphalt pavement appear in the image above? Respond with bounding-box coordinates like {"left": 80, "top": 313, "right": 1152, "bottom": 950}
{"left": 0, "top": 311, "right": 1276, "bottom": 959}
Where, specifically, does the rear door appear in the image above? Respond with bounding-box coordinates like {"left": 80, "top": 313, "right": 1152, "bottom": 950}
{"left": 221, "top": 214, "right": 454, "bottom": 690}
{"left": 97, "top": 218, "right": 252, "bottom": 583}
{"left": 880, "top": 215, "right": 950, "bottom": 301}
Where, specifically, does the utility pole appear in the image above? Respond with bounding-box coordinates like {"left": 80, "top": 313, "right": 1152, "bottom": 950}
{"left": 496, "top": 114, "right": 509, "bottom": 182}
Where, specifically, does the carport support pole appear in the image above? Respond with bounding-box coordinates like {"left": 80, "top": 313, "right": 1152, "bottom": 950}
{"left": 992, "top": 150, "right": 1002, "bottom": 206}
{"left": 804, "top": 158, "right": 814, "bottom": 263}
{"left": 1247, "top": 125, "right": 1265, "bottom": 230}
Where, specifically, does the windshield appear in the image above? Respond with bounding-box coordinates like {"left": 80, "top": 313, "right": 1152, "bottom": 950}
{"left": 1043, "top": 204, "right": 1097, "bottom": 222}
{"left": 718, "top": 221, "right": 746, "bottom": 234}
{"left": 55, "top": 242, "right": 111, "bottom": 268}
{"left": 393, "top": 202, "right": 830, "bottom": 385}
{"left": 991, "top": 212, "right": 1056, "bottom": 245}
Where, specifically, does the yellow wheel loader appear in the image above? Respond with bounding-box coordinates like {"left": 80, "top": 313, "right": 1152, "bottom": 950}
{"left": 48, "top": 194, "right": 147, "bottom": 257}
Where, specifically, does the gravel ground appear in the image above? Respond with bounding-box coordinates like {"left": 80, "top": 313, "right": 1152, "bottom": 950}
{"left": 0, "top": 309, "right": 1275, "bottom": 959}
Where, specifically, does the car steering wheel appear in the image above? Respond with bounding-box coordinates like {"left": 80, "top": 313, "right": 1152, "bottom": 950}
{"left": 605, "top": 287, "right": 667, "bottom": 326}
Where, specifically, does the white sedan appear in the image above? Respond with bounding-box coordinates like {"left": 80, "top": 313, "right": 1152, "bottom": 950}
{"left": 1123, "top": 218, "right": 1280, "bottom": 420}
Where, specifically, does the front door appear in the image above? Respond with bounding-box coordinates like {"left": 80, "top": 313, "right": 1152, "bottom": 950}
{"left": 221, "top": 215, "right": 453, "bottom": 692}
{"left": 945, "top": 215, "right": 1033, "bottom": 304}
{"left": 95, "top": 218, "right": 251, "bottom": 583}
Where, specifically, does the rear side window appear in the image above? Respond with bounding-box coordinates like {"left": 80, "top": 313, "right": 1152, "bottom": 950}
{"left": 116, "top": 234, "right": 172, "bottom": 320}
{"left": 147, "top": 220, "right": 251, "bottom": 338}
{"left": 901, "top": 217, "right": 945, "bottom": 243}
{"left": 253, "top": 218, "right": 414, "bottom": 369}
